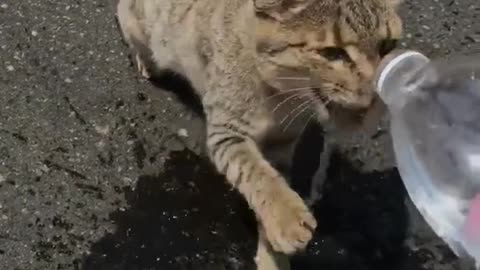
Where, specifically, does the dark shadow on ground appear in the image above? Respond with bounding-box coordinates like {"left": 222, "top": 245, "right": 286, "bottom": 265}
{"left": 289, "top": 122, "right": 419, "bottom": 270}
{"left": 82, "top": 150, "right": 258, "bottom": 270}
{"left": 82, "top": 140, "right": 428, "bottom": 270}
{"left": 148, "top": 71, "right": 205, "bottom": 117}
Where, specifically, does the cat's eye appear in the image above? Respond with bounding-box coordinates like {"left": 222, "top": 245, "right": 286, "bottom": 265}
{"left": 378, "top": 39, "right": 398, "bottom": 57}
{"left": 317, "top": 47, "right": 350, "bottom": 62}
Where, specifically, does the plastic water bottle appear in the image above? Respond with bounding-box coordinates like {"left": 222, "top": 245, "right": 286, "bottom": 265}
{"left": 374, "top": 50, "right": 480, "bottom": 267}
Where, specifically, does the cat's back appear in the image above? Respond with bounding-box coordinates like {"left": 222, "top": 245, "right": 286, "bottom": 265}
{"left": 136, "top": 0, "right": 250, "bottom": 30}
{"left": 121, "top": 0, "right": 255, "bottom": 94}
{"left": 122, "top": 0, "right": 200, "bottom": 33}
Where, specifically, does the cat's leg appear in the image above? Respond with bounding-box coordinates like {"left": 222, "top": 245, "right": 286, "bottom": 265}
{"left": 255, "top": 225, "right": 290, "bottom": 270}
{"left": 205, "top": 106, "right": 317, "bottom": 256}
{"left": 116, "top": 0, "right": 151, "bottom": 78}
{"left": 256, "top": 131, "right": 298, "bottom": 270}
{"left": 308, "top": 139, "right": 334, "bottom": 205}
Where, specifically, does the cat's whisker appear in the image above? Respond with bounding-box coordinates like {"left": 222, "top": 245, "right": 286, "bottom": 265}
{"left": 272, "top": 93, "right": 310, "bottom": 113}
{"left": 268, "top": 86, "right": 313, "bottom": 96}
{"left": 279, "top": 99, "right": 312, "bottom": 130}
{"left": 323, "top": 96, "right": 333, "bottom": 106}
{"left": 275, "top": 77, "right": 311, "bottom": 81}
{"left": 264, "top": 87, "right": 313, "bottom": 102}
{"left": 282, "top": 86, "right": 314, "bottom": 92}
{"left": 280, "top": 99, "right": 311, "bottom": 125}
{"left": 299, "top": 112, "right": 317, "bottom": 136}
{"left": 282, "top": 100, "right": 313, "bottom": 132}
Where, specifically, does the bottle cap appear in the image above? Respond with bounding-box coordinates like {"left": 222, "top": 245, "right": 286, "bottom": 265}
{"left": 375, "top": 50, "right": 430, "bottom": 95}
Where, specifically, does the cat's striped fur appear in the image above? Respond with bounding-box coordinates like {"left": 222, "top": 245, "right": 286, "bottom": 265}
{"left": 116, "top": 0, "right": 403, "bottom": 268}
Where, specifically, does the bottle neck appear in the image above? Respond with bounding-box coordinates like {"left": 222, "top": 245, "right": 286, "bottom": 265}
{"left": 374, "top": 50, "right": 430, "bottom": 110}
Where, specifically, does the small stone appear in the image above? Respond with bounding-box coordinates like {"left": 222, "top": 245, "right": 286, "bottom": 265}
{"left": 6, "top": 65, "right": 14, "bottom": 71}
{"left": 39, "top": 164, "right": 50, "bottom": 173}
{"left": 177, "top": 128, "right": 188, "bottom": 137}
{"left": 31, "top": 30, "right": 38, "bottom": 37}
{"left": 0, "top": 4, "right": 7, "bottom": 9}
{"left": 65, "top": 78, "right": 72, "bottom": 83}
{"left": 94, "top": 125, "right": 110, "bottom": 135}
{"left": 96, "top": 140, "right": 105, "bottom": 149}
{"left": 122, "top": 177, "right": 132, "bottom": 185}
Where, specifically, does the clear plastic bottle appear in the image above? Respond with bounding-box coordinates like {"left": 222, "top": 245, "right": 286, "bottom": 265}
{"left": 374, "top": 50, "right": 480, "bottom": 266}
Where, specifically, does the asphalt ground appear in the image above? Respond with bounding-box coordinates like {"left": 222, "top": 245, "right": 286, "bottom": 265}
{"left": 0, "top": 0, "right": 479, "bottom": 269}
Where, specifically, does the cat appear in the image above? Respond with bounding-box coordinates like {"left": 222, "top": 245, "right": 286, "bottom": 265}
{"left": 116, "top": 0, "right": 403, "bottom": 269}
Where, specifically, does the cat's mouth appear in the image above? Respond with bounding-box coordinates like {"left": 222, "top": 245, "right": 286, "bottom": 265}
{"left": 311, "top": 87, "right": 371, "bottom": 113}
{"left": 312, "top": 88, "right": 333, "bottom": 109}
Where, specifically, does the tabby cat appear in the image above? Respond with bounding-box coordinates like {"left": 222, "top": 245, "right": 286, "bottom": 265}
{"left": 116, "top": 0, "right": 403, "bottom": 268}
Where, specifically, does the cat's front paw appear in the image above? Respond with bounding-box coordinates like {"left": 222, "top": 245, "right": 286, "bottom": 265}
{"left": 261, "top": 188, "right": 317, "bottom": 255}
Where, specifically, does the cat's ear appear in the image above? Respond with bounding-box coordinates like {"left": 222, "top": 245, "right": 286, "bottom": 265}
{"left": 253, "top": 0, "right": 314, "bottom": 21}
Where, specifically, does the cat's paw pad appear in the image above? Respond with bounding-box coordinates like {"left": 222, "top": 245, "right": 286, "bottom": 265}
{"left": 262, "top": 190, "right": 317, "bottom": 255}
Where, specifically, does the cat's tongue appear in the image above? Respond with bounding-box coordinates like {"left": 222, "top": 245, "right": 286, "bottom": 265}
{"left": 464, "top": 194, "right": 480, "bottom": 241}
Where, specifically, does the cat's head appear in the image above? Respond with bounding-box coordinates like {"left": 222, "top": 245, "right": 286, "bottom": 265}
{"left": 255, "top": 0, "right": 403, "bottom": 122}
